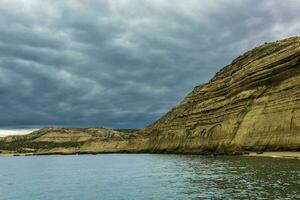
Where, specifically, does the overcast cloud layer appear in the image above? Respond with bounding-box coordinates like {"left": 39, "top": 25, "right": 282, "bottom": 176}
{"left": 0, "top": 0, "right": 299, "bottom": 129}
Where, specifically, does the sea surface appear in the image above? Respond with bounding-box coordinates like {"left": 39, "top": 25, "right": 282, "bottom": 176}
{"left": 0, "top": 154, "right": 299, "bottom": 200}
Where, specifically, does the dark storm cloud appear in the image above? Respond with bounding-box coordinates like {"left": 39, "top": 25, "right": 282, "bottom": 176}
{"left": 0, "top": 0, "right": 299, "bottom": 128}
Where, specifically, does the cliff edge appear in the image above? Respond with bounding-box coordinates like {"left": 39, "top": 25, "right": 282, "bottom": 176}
{"left": 142, "top": 36, "right": 300, "bottom": 153}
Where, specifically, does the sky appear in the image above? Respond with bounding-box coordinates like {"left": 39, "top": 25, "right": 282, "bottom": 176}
{"left": 0, "top": 0, "right": 300, "bottom": 135}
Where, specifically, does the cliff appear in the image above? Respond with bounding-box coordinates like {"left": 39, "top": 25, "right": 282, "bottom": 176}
{"left": 1, "top": 36, "right": 300, "bottom": 155}
{"left": 142, "top": 36, "right": 300, "bottom": 153}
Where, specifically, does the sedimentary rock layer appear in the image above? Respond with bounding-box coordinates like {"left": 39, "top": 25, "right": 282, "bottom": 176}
{"left": 142, "top": 36, "right": 300, "bottom": 153}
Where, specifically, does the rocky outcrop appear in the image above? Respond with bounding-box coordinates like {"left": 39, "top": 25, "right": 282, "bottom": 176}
{"left": 142, "top": 36, "right": 300, "bottom": 153}
{"left": 1, "top": 36, "right": 300, "bottom": 155}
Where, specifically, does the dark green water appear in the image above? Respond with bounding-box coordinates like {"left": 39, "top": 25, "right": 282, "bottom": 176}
{"left": 0, "top": 154, "right": 299, "bottom": 200}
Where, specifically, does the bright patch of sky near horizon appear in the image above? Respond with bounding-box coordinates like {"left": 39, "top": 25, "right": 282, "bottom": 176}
{"left": 0, "top": 128, "right": 39, "bottom": 137}
{"left": 0, "top": 0, "right": 300, "bottom": 133}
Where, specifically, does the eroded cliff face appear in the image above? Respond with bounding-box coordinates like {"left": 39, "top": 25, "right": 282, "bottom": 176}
{"left": 142, "top": 36, "right": 300, "bottom": 153}
{"left": 1, "top": 36, "right": 299, "bottom": 155}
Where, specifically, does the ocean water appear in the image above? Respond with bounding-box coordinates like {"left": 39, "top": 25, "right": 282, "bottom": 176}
{"left": 0, "top": 154, "right": 299, "bottom": 200}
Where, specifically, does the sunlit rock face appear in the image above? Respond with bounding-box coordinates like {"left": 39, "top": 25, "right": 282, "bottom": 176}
{"left": 1, "top": 36, "right": 300, "bottom": 155}
{"left": 142, "top": 36, "right": 300, "bottom": 153}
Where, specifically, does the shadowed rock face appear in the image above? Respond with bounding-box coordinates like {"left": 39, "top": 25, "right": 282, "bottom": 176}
{"left": 1, "top": 36, "right": 300, "bottom": 155}
{"left": 142, "top": 36, "right": 300, "bottom": 153}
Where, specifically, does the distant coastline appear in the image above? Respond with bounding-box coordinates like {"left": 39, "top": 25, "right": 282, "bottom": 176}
{"left": 1, "top": 151, "right": 300, "bottom": 160}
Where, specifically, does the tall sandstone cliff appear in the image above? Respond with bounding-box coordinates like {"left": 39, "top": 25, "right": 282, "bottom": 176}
{"left": 141, "top": 36, "right": 300, "bottom": 153}
{"left": 1, "top": 36, "right": 300, "bottom": 155}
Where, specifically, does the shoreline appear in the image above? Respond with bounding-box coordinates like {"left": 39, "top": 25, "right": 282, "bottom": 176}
{"left": 1, "top": 151, "right": 300, "bottom": 159}
{"left": 245, "top": 151, "right": 300, "bottom": 159}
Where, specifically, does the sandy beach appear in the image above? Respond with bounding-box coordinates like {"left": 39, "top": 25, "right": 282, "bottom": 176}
{"left": 246, "top": 152, "right": 300, "bottom": 159}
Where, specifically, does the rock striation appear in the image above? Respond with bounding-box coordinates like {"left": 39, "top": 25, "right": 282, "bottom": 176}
{"left": 142, "top": 36, "right": 300, "bottom": 153}
{"left": 1, "top": 36, "right": 300, "bottom": 155}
